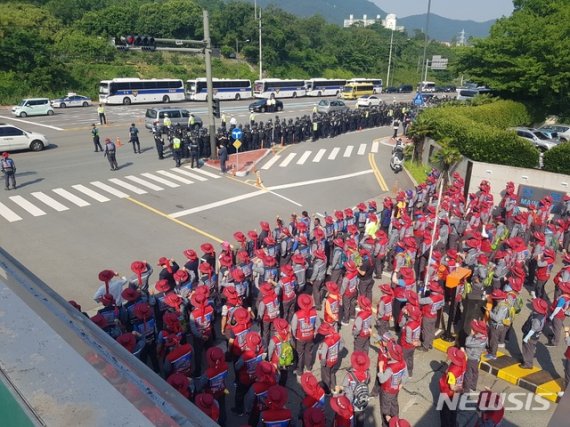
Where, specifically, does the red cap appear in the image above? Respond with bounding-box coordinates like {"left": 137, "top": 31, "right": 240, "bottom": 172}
{"left": 281, "top": 264, "right": 294, "bottom": 277}
{"left": 134, "top": 302, "right": 153, "bottom": 320}
{"left": 255, "top": 361, "right": 277, "bottom": 384}
{"left": 183, "top": 249, "right": 198, "bottom": 260}
{"left": 344, "top": 260, "right": 357, "bottom": 271}
{"left": 388, "top": 343, "right": 404, "bottom": 361}
{"left": 266, "top": 385, "right": 288, "bottom": 409}
{"left": 260, "top": 221, "right": 270, "bottom": 231}
{"left": 195, "top": 393, "right": 220, "bottom": 421}
{"left": 357, "top": 295, "right": 372, "bottom": 309}
{"left": 233, "top": 231, "right": 246, "bottom": 243}
{"left": 121, "top": 287, "right": 140, "bottom": 302}
{"left": 330, "top": 395, "right": 353, "bottom": 419}
{"left": 219, "top": 254, "right": 233, "bottom": 267}
{"left": 264, "top": 236, "right": 276, "bottom": 246}
{"left": 167, "top": 373, "right": 190, "bottom": 398}
{"left": 260, "top": 282, "right": 274, "bottom": 295}
{"left": 357, "top": 202, "right": 366, "bottom": 211}
{"left": 101, "top": 293, "right": 115, "bottom": 306}
{"left": 471, "top": 319, "right": 488, "bottom": 336}
{"left": 313, "top": 249, "right": 326, "bottom": 260}
{"left": 231, "top": 268, "right": 246, "bottom": 282}
{"left": 380, "top": 283, "right": 394, "bottom": 295}
{"left": 233, "top": 307, "right": 250, "bottom": 324}
{"left": 532, "top": 298, "right": 548, "bottom": 315}
{"left": 1, "top": 152, "right": 9, "bottom": 158}
{"left": 326, "top": 281, "right": 340, "bottom": 294}
{"left": 199, "top": 262, "right": 213, "bottom": 274}
{"left": 190, "top": 292, "right": 208, "bottom": 307}
{"left": 447, "top": 347, "right": 466, "bottom": 367}
{"left": 297, "top": 294, "right": 313, "bottom": 310}
{"left": 246, "top": 331, "right": 262, "bottom": 350}
{"left": 334, "top": 210, "right": 344, "bottom": 220}
{"left": 173, "top": 269, "right": 189, "bottom": 283}
{"left": 155, "top": 279, "right": 170, "bottom": 293}
{"left": 300, "top": 371, "right": 320, "bottom": 394}
{"left": 291, "top": 254, "right": 306, "bottom": 265}
{"left": 490, "top": 289, "right": 507, "bottom": 300}
{"left": 313, "top": 228, "right": 325, "bottom": 240}
{"left": 164, "top": 293, "right": 183, "bottom": 309}
{"left": 351, "top": 351, "right": 370, "bottom": 372}
{"left": 117, "top": 333, "right": 137, "bottom": 353}
{"left": 247, "top": 230, "right": 258, "bottom": 240}
{"left": 206, "top": 346, "right": 225, "bottom": 367}
{"left": 200, "top": 243, "right": 215, "bottom": 254}
{"left": 263, "top": 255, "right": 277, "bottom": 267}
{"left": 303, "top": 407, "right": 325, "bottom": 427}
{"left": 273, "top": 318, "right": 289, "bottom": 333}
{"left": 317, "top": 323, "right": 335, "bottom": 336}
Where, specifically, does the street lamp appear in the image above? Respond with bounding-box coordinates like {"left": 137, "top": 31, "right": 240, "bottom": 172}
{"left": 235, "top": 38, "right": 250, "bottom": 59}
{"left": 386, "top": 28, "right": 395, "bottom": 88}
{"left": 419, "top": 0, "right": 432, "bottom": 90}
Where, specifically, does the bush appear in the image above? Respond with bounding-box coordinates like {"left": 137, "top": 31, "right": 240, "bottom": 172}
{"left": 543, "top": 142, "right": 570, "bottom": 174}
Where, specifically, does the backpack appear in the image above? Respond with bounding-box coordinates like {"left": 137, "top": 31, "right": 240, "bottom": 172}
{"left": 512, "top": 296, "right": 524, "bottom": 314}
{"left": 350, "top": 372, "right": 370, "bottom": 412}
{"left": 278, "top": 341, "right": 294, "bottom": 368}
{"left": 482, "top": 267, "right": 494, "bottom": 288}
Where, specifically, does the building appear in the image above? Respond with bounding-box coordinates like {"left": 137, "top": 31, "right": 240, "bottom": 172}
{"left": 344, "top": 13, "right": 405, "bottom": 31}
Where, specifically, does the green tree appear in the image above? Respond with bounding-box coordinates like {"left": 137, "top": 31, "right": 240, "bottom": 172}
{"left": 407, "top": 115, "right": 434, "bottom": 164}
{"left": 432, "top": 138, "right": 463, "bottom": 184}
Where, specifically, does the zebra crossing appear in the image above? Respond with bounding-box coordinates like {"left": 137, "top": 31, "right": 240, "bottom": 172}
{"left": 0, "top": 166, "right": 219, "bottom": 223}
{"left": 260, "top": 140, "right": 380, "bottom": 170}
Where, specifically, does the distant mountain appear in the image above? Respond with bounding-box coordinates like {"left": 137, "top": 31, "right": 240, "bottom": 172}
{"left": 399, "top": 14, "right": 495, "bottom": 41}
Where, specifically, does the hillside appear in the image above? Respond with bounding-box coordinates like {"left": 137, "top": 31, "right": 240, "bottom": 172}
{"left": 398, "top": 14, "right": 495, "bottom": 41}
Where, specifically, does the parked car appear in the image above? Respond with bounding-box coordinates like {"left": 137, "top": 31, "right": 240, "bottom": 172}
{"left": 0, "top": 123, "right": 49, "bottom": 152}
{"left": 11, "top": 98, "right": 54, "bottom": 117}
{"left": 248, "top": 98, "right": 284, "bottom": 113}
{"left": 144, "top": 108, "right": 202, "bottom": 131}
{"left": 510, "top": 127, "right": 560, "bottom": 151}
{"left": 316, "top": 99, "right": 349, "bottom": 114}
{"left": 538, "top": 124, "right": 570, "bottom": 142}
{"left": 384, "top": 86, "right": 399, "bottom": 94}
{"left": 398, "top": 85, "right": 413, "bottom": 93}
{"left": 51, "top": 94, "right": 91, "bottom": 108}
{"left": 356, "top": 95, "right": 382, "bottom": 108}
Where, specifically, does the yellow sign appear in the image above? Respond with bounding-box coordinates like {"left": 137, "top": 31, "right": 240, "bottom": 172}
{"left": 233, "top": 139, "right": 242, "bottom": 150}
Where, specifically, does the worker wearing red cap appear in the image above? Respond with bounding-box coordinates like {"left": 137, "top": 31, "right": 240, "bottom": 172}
{"left": 464, "top": 319, "right": 488, "bottom": 393}
{"left": 227, "top": 307, "right": 252, "bottom": 362}
{"left": 373, "top": 231, "right": 389, "bottom": 279}
{"left": 323, "top": 281, "right": 341, "bottom": 330}
{"left": 399, "top": 304, "right": 421, "bottom": 377}
{"left": 316, "top": 322, "right": 343, "bottom": 395}
{"left": 309, "top": 249, "right": 327, "bottom": 310}
{"left": 244, "top": 361, "right": 278, "bottom": 426}
{"left": 341, "top": 351, "right": 371, "bottom": 427}
{"left": 273, "top": 265, "right": 296, "bottom": 323}
{"left": 1, "top": 152, "right": 16, "bottom": 190}
{"left": 534, "top": 249, "right": 555, "bottom": 299}
{"left": 547, "top": 282, "right": 570, "bottom": 346}
{"left": 200, "top": 243, "right": 217, "bottom": 272}
{"left": 157, "top": 256, "right": 180, "bottom": 289}
{"left": 299, "top": 371, "right": 325, "bottom": 412}
{"left": 330, "top": 394, "right": 354, "bottom": 427}
{"left": 353, "top": 296, "right": 373, "bottom": 353}
{"left": 233, "top": 331, "right": 265, "bottom": 416}
{"left": 196, "top": 392, "right": 220, "bottom": 423}
{"left": 163, "top": 334, "right": 194, "bottom": 378}
{"left": 333, "top": 210, "right": 347, "bottom": 237}
{"left": 257, "top": 282, "right": 281, "bottom": 350}
{"left": 120, "top": 287, "right": 143, "bottom": 328}
{"left": 302, "top": 407, "right": 325, "bottom": 427}
{"left": 267, "top": 318, "right": 294, "bottom": 386}
{"left": 484, "top": 289, "right": 509, "bottom": 360}
{"left": 96, "top": 293, "right": 124, "bottom": 339}
{"left": 439, "top": 347, "right": 467, "bottom": 427}
{"left": 376, "top": 284, "right": 394, "bottom": 336}
{"left": 259, "top": 385, "right": 291, "bottom": 427}
{"left": 378, "top": 342, "right": 408, "bottom": 427}
{"left": 128, "top": 260, "right": 154, "bottom": 297}
{"left": 418, "top": 281, "right": 445, "bottom": 352}
{"left": 189, "top": 292, "right": 214, "bottom": 376}
{"left": 195, "top": 346, "right": 228, "bottom": 426}
{"left": 340, "top": 261, "right": 359, "bottom": 325}
{"left": 521, "top": 298, "right": 548, "bottom": 369}
{"left": 131, "top": 302, "right": 159, "bottom": 372}
{"left": 221, "top": 287, "right": 244, "bottom": 337}
{"left": 182, "top": 249, "right": 199, "bottom": 284}
{"left": 329, "top": 238, "right": 347, "bottom": 284}
{"left": 354, "top": 202, "right": 369, "bottom": 231}
{"left": 167, "top": 372, "right": 192, "bottom": 400}
{"left": 116, "top": 332, "right": 145, "bottom": 359}
{"left": 291, "top": 294, "right": 320, "bottom": 374}
{"left": 278, "top": 228, "right": 294, "bottom": 266}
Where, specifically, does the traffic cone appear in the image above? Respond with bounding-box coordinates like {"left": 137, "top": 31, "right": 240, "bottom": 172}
{"left": 115, "top": 137, "right": 123, "bottom": 148}
{"left": 255, "top": 171, "right": 262, "bottom": 187}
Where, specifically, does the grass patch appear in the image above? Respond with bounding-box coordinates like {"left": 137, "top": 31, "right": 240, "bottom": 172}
{"left": 404, "top": 160, "right": 430, "bottom": 183}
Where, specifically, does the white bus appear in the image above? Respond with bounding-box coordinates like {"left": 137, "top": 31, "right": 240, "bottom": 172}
{"left": 305, "top": 78, "right": 346, "bottom": 97}
{"left": 348, "top": 78, "right": 383, "bottom": 94}
{"left": 98, "top": 78, "right": 185, "bottom": 105}
{"left": 253, "top": 79, "right": 307, "bottom": 98}
{"left": 185, "top": 78, "right": 253, "bottom": 101}
{"left": 419, "top": 81, "right": 436, "bottom": 92}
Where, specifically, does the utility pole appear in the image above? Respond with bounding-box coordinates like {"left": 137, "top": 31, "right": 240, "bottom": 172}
{"left": 203, "top": 9, "right": 217, "bottom": 160}
{"left": 386, "top": 29, "right": 395, "bottom": 88}
{"left": 419, "top": 0, "right": 432, "bottom": 88}
{"left": 258, "top": 8, "right": 263, "bottom": 80}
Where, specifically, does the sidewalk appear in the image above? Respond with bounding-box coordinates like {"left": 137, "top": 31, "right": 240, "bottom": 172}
{"left": 205, "top": 148, "right": 271, "bottom": 177}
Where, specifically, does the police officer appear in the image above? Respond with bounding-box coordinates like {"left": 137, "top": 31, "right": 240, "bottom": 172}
{"left": 249, "top": 111, "right": 256, "bottom": 127}
{"left": 129, "top": 123, "right": 141, "bottom": 154}
{"left": 188, "top": 113, "right": 197, "bottom": 129}
{"left": 152, "top": 121, "right": 165, "bottom": 160}
{"left": 1, "top": 152, "right": 16, "bottom": 190}
{"left": 172, "top": 132, "right": 182, "bottom": 167}
{"left": 91, "top": 124, "right": 103, "bottom": 152}
{"left": 189, "top": 137, "right": 199, "bottom": 168}
{"left": 97, "top": 104, "right": 107, "bottom": 125}
{"left": 104, "top": 138, "right": 119, "bottom": 171}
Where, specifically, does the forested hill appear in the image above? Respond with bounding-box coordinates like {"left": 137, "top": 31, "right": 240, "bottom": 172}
{"left": 399, "top": 14, "right": 495, "bottom": 41}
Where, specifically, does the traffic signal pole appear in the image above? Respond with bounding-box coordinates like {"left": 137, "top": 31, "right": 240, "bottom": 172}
{"left": 203, "top": 10, "right": 218, "bottom": 160}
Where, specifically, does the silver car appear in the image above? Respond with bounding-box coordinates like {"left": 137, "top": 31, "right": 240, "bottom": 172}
{"left": 50, "top": 94, "right": 91, "bottom": 108}
{"left": 144, "top": 108, "right": 202, "bottom": 131}
{"left": 510, "top": 127, "right": 560, "bottom": 151}
{"left": 316, "top": 99, "right": 349, "bottom": 114}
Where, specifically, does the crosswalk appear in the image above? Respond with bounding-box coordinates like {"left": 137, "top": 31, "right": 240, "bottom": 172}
{"left": 261, "top": 141, "right": 380, "bottom": 171}
{"left": 0, "top": 166, "right": 219, "bottom": 223}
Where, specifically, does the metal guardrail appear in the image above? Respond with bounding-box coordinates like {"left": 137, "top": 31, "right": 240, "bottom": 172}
{"left": 0, "top": 247, "right": 217, "bottom": 427}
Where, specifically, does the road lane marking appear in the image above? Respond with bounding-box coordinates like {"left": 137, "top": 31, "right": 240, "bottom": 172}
{"left": 126, "top": 197, "right": 224, "bottom": 244}
{"left": 141, "top": 173, "right": 180, "bottom": 188}
{"left": 156, "top": 170, "right": 194, "bottom": 184}
{"left": 53, "top": 188, "right": 90, "bottom": 207}
{"left": 10, "top": 196, "right": 46, "bottom": 216}
{"left": 31, "top": 192, "right": 69, "bottom": 211}
{"left": 0, "top": 202, "right": 22, "bottom": 222}
{"left": 312, "top": 149, "right": 326, "bottom": 163}
{"left": 125, "top": 175, "right": 163, "bottom": 191}
{"left": 343, "top": 146, "right": 353, "bottom": 157}
{"left": 371, "top": 140, "right": 379, "bottom": 153}
{"left": 261, "top": 155, "right": 281, "bottom": 170}
{"left": 0, "top": 115, "right": 64, "bottom": 131}
{"left": 177, "top": 167, "right": 208, "bottom": 181}
{"left": 328, "top": 147, "right": 340, "bottom": 160}
{"left": 267, "top": 191, "right": 302, "bottom": 206}
{"left": 368, "top": 153, "right": 389, "bottom": 192}
{"left": 268, "top": 169, "right": 373, "bottom": 191}
{"left": 108, "top": 178, "right": 147, "bottom": 195}
{"left": 279, "top": 153, "right": 297, "bottom": 167}
{"left": 297, "top": 151, "right": 312, "bottom": 165}
{"left": 72, "top": 185, "right": 111, "bottom": 202}
{"left": 170, "top": 190, "right": 266, "bottom": 218}
{"left": 90, "top": 181, "right": 129, "bottom": 198}
{"left": 189, "top": 167, "right": 221, "bottom": 179}
{"left": 357, "top": 143, "right": 367, "bottom": 155}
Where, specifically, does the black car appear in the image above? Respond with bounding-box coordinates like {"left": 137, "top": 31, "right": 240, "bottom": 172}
{"left": 398, "top": 85, "right": 413, "bottom": 93}
{"left": 248, "top": 98, "right": 284, "bottom": 113}
{"left": 384, "top": 86, "right": 399, "bottom": 94}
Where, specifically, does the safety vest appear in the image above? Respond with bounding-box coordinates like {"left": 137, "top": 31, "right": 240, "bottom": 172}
{"left": 262, "top": 294, "right": 280, "bottom": 321}
{"left": 295, "top": 309, "right": 317, "bottom": 341}
{"left": 191, "top": 305, "right": 214, "bottom": 336}
{"left": 401, "top": 320, "right": 421, "bottom": 349}
{"left": 166, "top": 344, "right": 193, "bottom": 376}
{"left": 343, "top": 273, "right": 359, "bottom": 297}
{"left": 230, "top": 323, "right": 250, "bottom": 355}
{"left": 1, "top": 159, "right": 15, "bottom": 171}
{"left": 163, "top": 117, "right": 172, "bottom": 127}
{"left": 172, "top": 137, "right": 181, "bottom": 150}
{"left": 244, "top": 352, "right": 264, "bottom": 379}
{"left": 189, "top": 115, "right": 196, "bottom": 126}
{"left": 323, "top": 333, "right": 341, "bottom": 367}
{"left": 422, "top": 293, "right": 445, "bottom": 318}
{"left": 280, "top": 277, "right": 297, "bottom": 302}
{"left": 439, "top": 363, "right": 466, "bottom": 398}
{"left": 97, "top": 106, "right": 105, "bottom": 114}
{"left": 133, "top": 318, "right": 157, "bottom": 344}
{"left": 381, "top": 360, "right": 407, "bottom": 394}
{"left": 252, "top": 382, "right": 272, "bottom": 412}
{"left": 206, "top": 366, "right": 228, "bottom": 397}
{"left": 378, "top": 295, "right": 393, "bottom": 321}
{"left": 551, "top": 294, "right": 570, "bottom": 320}
{"left": 260, "top": 409, "right": 292, "bottom": 427}
{"left": 355, "top": 311, "right": 372, "bottom": 337}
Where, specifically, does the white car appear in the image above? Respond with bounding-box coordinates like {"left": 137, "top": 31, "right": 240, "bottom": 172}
{"left": 0, "top": 123, "right": 49, "bottom": 152}
{"left": 50, "top": 94, "right": 91, "bottom": 108}
{"left": 357, "top": 95, "right": 382, "bottom": 108}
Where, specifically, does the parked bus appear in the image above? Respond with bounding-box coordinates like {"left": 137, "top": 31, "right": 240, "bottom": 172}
{"left": 253, "top": 79, "right": 307, "bottom": 98}
{"left": 418, "top": 81, "right": 436, "bottom": 92}
{"left": 305, "top": 78, "right": 346, "bottom": 97}
{"left": 341, "top": 82, "right": 374, "bottom": 100}
{"left": 98, "top": 78, "right": 185, "bottom": 105}
{"left": 348, "top": 78, "right": 383, "bottom": 94}
{"left": 185, "top": 78, "right": 253, "bottom": 101}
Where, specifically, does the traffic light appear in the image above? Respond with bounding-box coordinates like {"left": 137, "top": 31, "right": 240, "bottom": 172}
{"left": 213, "top": 99, "right": 221, "bottom": 118}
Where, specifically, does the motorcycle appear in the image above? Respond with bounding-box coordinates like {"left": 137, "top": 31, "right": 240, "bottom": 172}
{"left": 390, "top": 139, "right": 405, "bottom": 173}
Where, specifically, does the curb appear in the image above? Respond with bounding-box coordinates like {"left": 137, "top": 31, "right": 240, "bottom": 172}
{"left": 432, "top": 338, "right": 563, "bottom": 403}
{"left": 204, "top": 148, "right": 271, "bottom": 177}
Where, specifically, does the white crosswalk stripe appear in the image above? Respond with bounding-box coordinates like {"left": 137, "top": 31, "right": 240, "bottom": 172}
{"left": 90, "top": 181, "right": 129, "bottom": 198}
{"left": 297, "top": 151, "right": 312, "bottom": 165}
{"left": 261, "top": 155, "right": 281, "bottom": 170}
{"left": 141, "top": 173, "right": 180, "bottom": 188}
{"left": 178, "top": 167, "right": 208, "bottom": 181}
{"left": 313, "top": 149, "right": 326, "bottom": 163}
{"left": 279, "top": 153, "right": 297, "bottom": 167}
{"left": 125, "top": 176, "right": 163, "bottom": 191}
{"left": 371, "top": 140, "right": 379, "bottom": 153}
{"left": 72, "top": 185, "right": 110, "bottom": 202}
{"left": 108, "top": 178, "right": 147, "bottom": 195}
{"left": 53, "top": 188, "right": 90, "bottom": 207}
{"left": 157, "top": 170, "right": 194, "bottom": 184}
{"left": 0, "top": 202, "right": 22, "bottom": 222}
{"left": 189, "top": 167, "right": 221, "bottom": 179}
{"left": 328, "top": 147, "right": 340, "bottom": 160}
{"left": 343, "top": 145, "right": 353, "bottom": 157}
{"left": 10, "top": 195, "right": 46, "bottom": 216}
{"left": 31, "top": 192, "right": 69, "bottom": 211}
{"left": 357, "top": 143, "right": 367, "bottom": 155}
